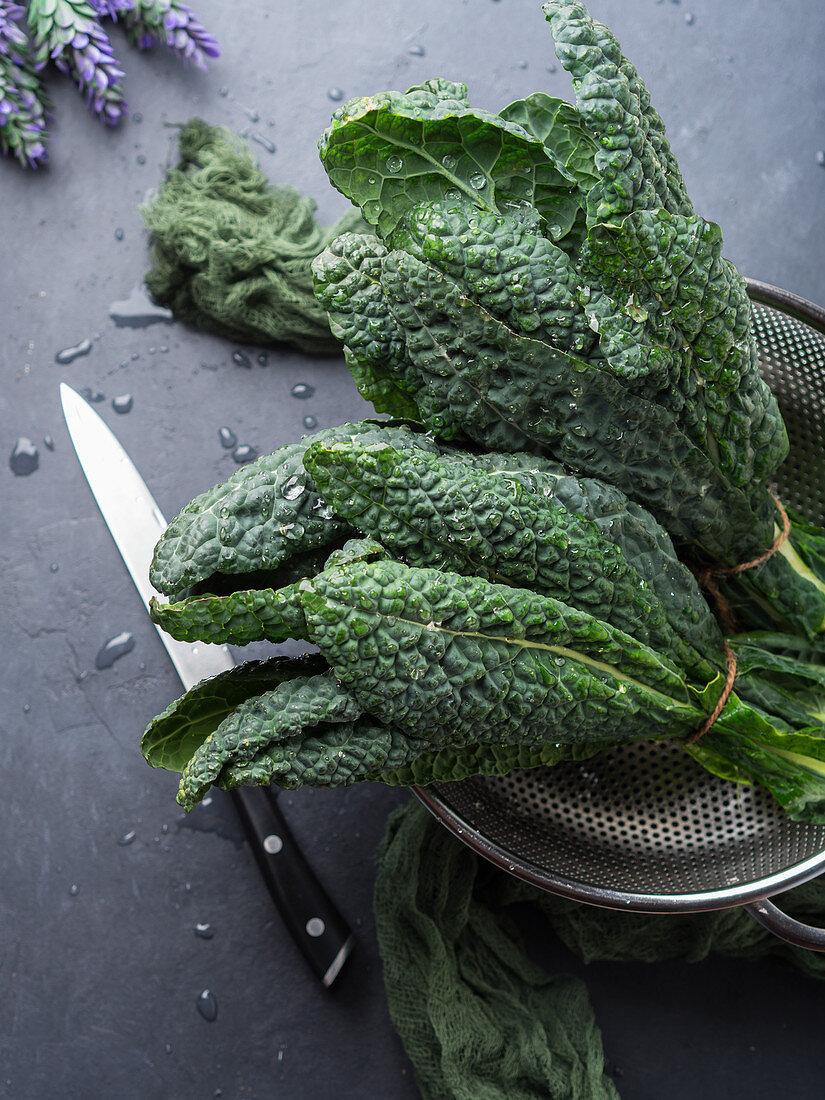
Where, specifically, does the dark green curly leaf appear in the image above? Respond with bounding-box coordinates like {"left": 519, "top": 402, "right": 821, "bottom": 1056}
{"left": 217, "top": 718, "right": 430, "bottom": 792}
{"left": 301, "top": 558, "right": 701, "bottom": 748}
{"left": 177, "top": 671, "right": 362, "bottom": 811}
{"left": 304, "top": 438, "right": 716, "bottom": 677}
{"left": 542, "top": 0, "right": 692, "bottom": 222}
{"left": 150, "top": 421, "right": 443, "bottom": 597}
{"left": 378, "top": 248, "right": 767, "bottom": 561}
{"left": 318, "top": 83, "right": 581, "bottom": 242}
{"left": 389, "top": 197, "right": 595, "bottom": 355}
{"left": 141, "top": 654, "right": 328, "bottom": 773}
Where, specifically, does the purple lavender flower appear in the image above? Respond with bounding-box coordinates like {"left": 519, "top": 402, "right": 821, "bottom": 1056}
{"left": 125, "top": 0, "right": 218, "bottom": 70}
{"left": 0, "top": 1, "right": 49, "bottom": 165}
{"left": 88, "top": 0, "right": 134, "bottom": 19}
{"left": 27, "top": 0, "right": 126, "bottom": 125}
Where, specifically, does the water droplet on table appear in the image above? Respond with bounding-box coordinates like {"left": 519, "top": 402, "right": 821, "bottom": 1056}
{"left": 95, "top": 631, "right": 135, "bottom": 670}
{"left": 517, "top": 59, "right": 528, "bottom": 69}
{"left": 80, "top": 387, "right": 105, "bottom": 404}
{"left": 290, "top": 382, "right": 315, "bottom": 400}
{"left": 112, "top": 393, "right": 133, "bottom": 415}
{"left": 43, "top": 435, "right": 55, "bottom": 451}
{"left": 250, "top": 133, "right": 276, "bottom": 154}
{"left": 69, "top": 884, "right": 79, "bottom": 897}
{"left": 303, "top": 415, "right": 318, "bottom": 430}
{"left": 257, "top": 353, "right": 268, "bottom": 366}
{"left": 117, "top": 829, "right": 137, "bottom": 846}
{"left": 133, "top": 111, "right": 143, "bottom": 123}
{"left": 232, "top": 444, "right": 257, "bottom": 465}
{"left": 137, "top": 154, "right": 146, "bottom": 165}
{"left": 55, "top": 338, "right": 92, "bottom": 365}
{"left": 408, "top": 43, "right": 425, "bottom": 56}
{"left": 218, "top": 426, "right": 238, "bottom": 449}
{"left": 49, "top": 562, "right": 59, "bottom": 573}
{"left": 816, "top": 150, "right": 825, "bottom": 167}
{"left": 232, "top": 349, "right": 252, "bottom": 368}
{"left": 196, "top": 989, "right": 218, "bottom": 1022}
{"left": 22, "top": 703, "right": 31, "bottom": 714}
{"left": 327, "top": 87, "right": 344, "bottom": 102}
{"left": 114, "top": 228, "right": 124, "bottom": 241}
{"left": 684, "top": 10, "right": 694, "bottom": 23}
{"left": 108, "top": 286, "right": 174, "bottom": 328}
{"left": 9, "top": 438, "right": 39, "bottom": 476}
{"left": 194, "top": 922, "right": 215, "bottom": 940}
{"left": 218, "top": 86, "right": 228, "bottom": 97}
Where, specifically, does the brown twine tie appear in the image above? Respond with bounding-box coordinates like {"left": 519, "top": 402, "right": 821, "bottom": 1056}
{"left": 682, "top": 641, "right": 737, "bottom": 744}
{"left": 689, "top": 493, "right": 791, "bottom": 635}
{"left": 683, "top": 494, "right": 791, "bottom": 744}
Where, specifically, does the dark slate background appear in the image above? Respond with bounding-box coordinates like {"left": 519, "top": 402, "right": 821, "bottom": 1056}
{"left": 2, "top": 1, "right": 824, "bottom": 1097}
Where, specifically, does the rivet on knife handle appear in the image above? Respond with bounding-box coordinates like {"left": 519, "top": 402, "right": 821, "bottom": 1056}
{"left": 231, "top": 786, "right": 355, "bottom": 987}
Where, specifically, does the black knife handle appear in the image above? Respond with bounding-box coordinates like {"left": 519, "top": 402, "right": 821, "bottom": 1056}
{"left": 229, "top": 786, "right": 355, "bottom": 987}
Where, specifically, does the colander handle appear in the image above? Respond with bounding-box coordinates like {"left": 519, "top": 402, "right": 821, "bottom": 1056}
{"left": 744, "top": 899, "right": 825, "bottom": 951}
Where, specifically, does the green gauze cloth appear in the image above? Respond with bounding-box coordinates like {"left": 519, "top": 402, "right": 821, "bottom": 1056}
{"left": 375, "top": 800, "right": 825, "bottom": 1100}
{"left": 141, "top": 118, "right": 365, "bottom": 355}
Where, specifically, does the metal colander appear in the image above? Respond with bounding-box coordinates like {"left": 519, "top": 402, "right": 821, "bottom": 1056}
{"left": 415, "top": 280, "right": 825, "bottom": 949}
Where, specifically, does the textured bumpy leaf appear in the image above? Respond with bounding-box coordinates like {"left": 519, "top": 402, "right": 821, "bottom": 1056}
{"left": 318, "top": 82, "right": 581, "bottom": 242}
{"left": 378, "top": 249, "right": 770, "bottom": 561}
{"left": 147, "top": 538, "right": 389, "bottom": 647}
{"left": 177, "top": 671, "right": 362, "bottom": 810}
{"left": 457, "top": 450, "right": 722, "bottom": 657}
{"left": 304, "top": 438, "right": 716, "bottom": 678}
{"left": 141, "top": 654, "right": 328, "bottom": 772}
{"left": 217, "top": 718, "right": 430, "bottom": 793}
{"left": 389, "top": 197, "right": 595, "bottom": 355}
{"left": 542, "top": 0, "right": 692, "bottom": 222}
{"left": 376, "top": 738, "right": 611, "bottom": 785}
{"left": 311, "top": 233, "right": 423, "bottom": 418}
{"left": 301, "top": 559, "right": 702, "bottom": 748}
{"left": 499, "top": 93, "right": 600, "bottom": 197}
{"left": 150, "top": 421, "right": 442, "bottom": 596}
{"left": 582, "top": 213, "right": 789, "bottom": 493}
{"left": 149, "top": 582, "right": 309, "bottom": 646}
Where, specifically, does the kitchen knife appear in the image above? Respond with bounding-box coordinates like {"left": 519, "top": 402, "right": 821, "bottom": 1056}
{"left": 60, "top": 383, "right": 355, "bottom": 988}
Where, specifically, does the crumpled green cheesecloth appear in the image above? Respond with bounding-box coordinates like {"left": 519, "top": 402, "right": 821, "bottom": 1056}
{"left": 141, "top": 121, "right": 825, "bottom": 1100}
{"left": 141, "top": 118, "right": 364, "bottom": 355}
{"left": 377, "top": 800, "right": 825, "bottom": 1100}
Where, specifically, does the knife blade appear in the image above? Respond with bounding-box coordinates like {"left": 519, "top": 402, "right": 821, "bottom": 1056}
{"left": 60, "top": 383, "right": 354, "bottom": 988}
